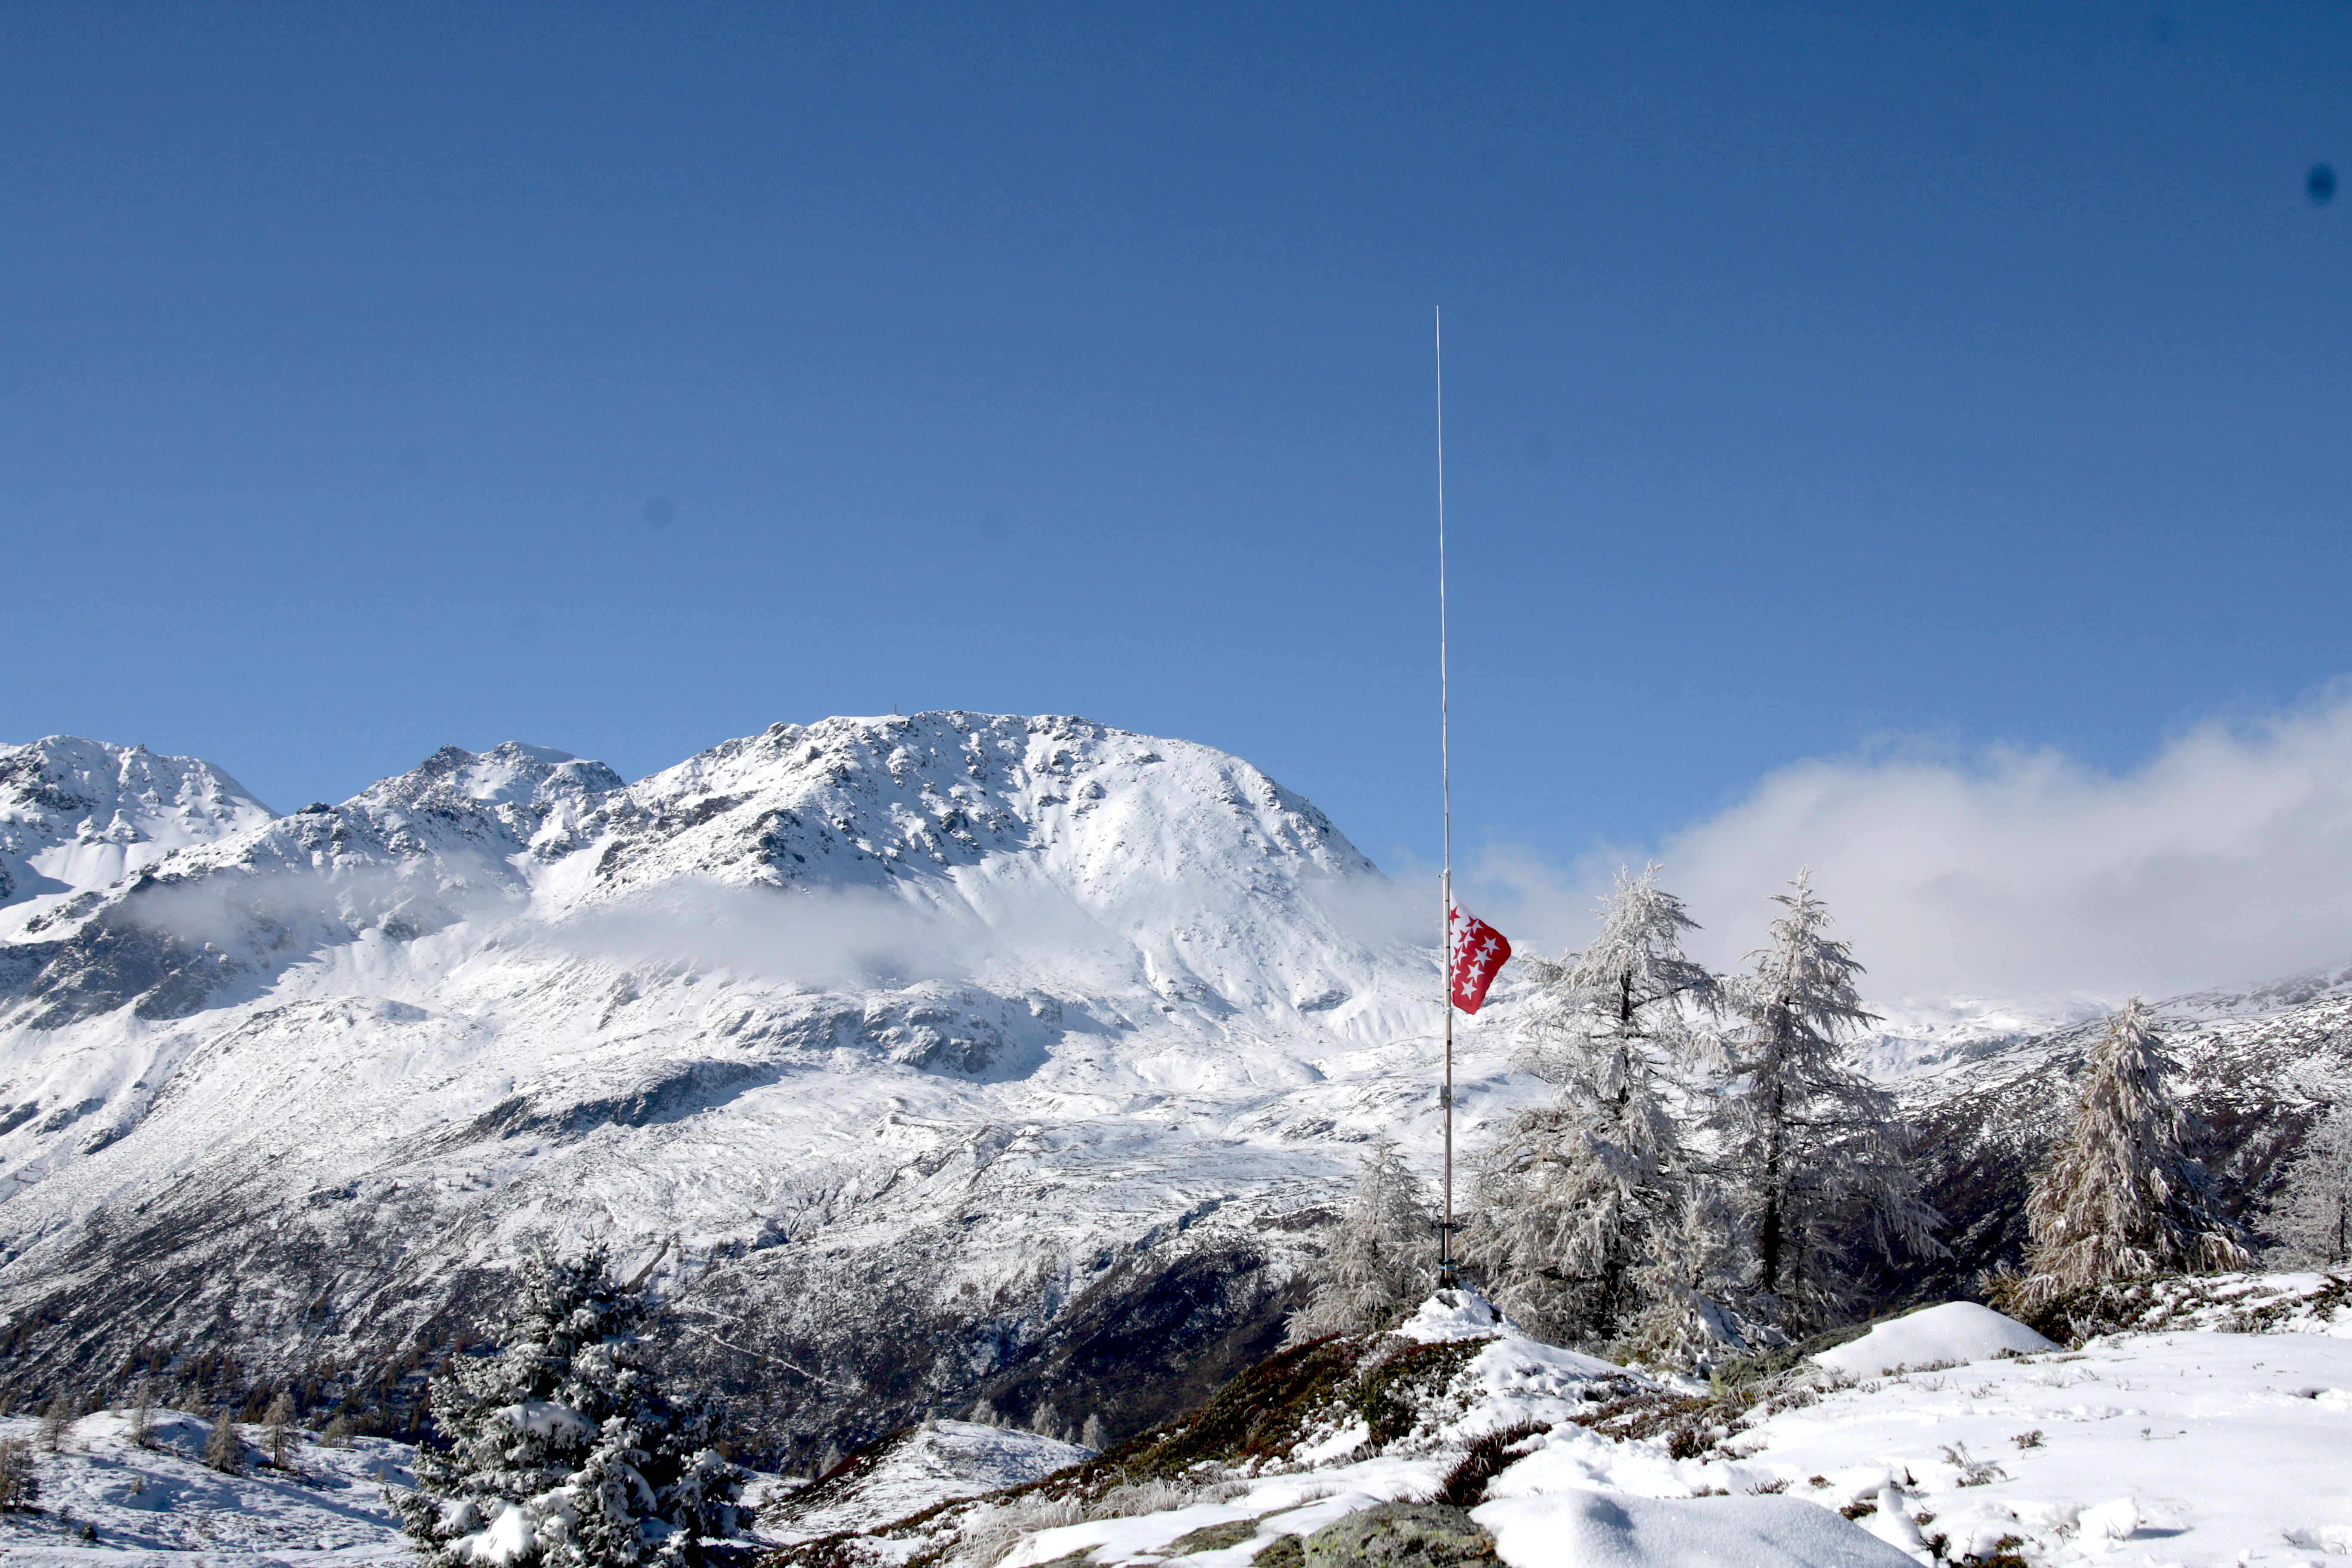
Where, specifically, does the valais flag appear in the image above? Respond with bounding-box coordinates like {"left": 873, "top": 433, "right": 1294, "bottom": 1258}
{"left": 1449, "top": 903, "right": 1511, "bottom": 1014}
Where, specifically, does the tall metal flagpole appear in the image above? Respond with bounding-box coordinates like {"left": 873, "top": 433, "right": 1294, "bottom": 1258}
{"left": 1435, "top": 306, "right": 1458, "bottom": 1292}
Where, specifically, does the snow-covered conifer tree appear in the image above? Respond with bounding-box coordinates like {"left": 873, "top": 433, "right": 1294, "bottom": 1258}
{"left": 1285, "top": 1139, "right": 1437, "bottom": 1342}
{"left": 2023, "top": 999, "right": 2246, "bottom": 1302}
{"left": 2265, "top": 1102, "right": 2352, "bottom": 1268}
{"left": 392, "top": 1244, "right": 746, "bottom": 1568}
{"left": 203, "top": 1406, "right": 245, "bottom": 1474}
{"left": 1710, "top": 873, "right": 1939, "bottom": 1327}
{"left": 1610, "top": 1184, "right": 1748, "bottom": 1371}
{"left": 1472, "top": 865, "right": 1721, "bottom": 1350}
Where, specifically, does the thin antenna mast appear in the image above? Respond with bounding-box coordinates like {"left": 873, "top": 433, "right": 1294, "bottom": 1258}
{"left": 1435, "top": 306, "right": 1458, "bottom": 1291}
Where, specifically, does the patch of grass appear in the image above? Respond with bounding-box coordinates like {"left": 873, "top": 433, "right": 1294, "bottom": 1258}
{"left": 1567, "top": 1380, "right": 1764, "bottom": 1462}
{"left": 1351, "top": 1340, "right": 1485, "bottom": 1446}
{"left": 1712, "top": 1318, "right": 1880, "bottom": 1388}
{"left": 1088, "top": 1335, "right": 1365, "bottom": 1480}
{"left": 1164, "top": 1519, "right": 1267, "bottom": 1556}
{"left": 1434, "top": 1423, "right": 1549, "bottom": 1507}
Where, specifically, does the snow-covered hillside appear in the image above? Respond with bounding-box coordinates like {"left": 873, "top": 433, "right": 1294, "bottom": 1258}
{"left": 0, "top": 1404, "right": 413, "bottom": 1566}
{"left": 798, "top": 1277, "right": 2352, "bottom": 1568}
{"left": 0, "top": 715, "right": 1538, "bottom": 1465}
{"left": 769, "top": 1419, "right": 1090, "bottom": 1542}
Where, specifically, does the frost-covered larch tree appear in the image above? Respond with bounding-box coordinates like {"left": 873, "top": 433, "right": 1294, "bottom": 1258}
{"left": 393, "top": 1244, "right": 746, "bottom": 1568}
{"left": 1710, "top": 873, "right": 1939, "bottom": 1328}
{"left": 2265, "top": 1102, "right": 2352, "bottom": 1269}
{"left": 1472, "top": 865, "right": 1723, "bottom": 1351}
{"left": 1286, "top": 1139, "right": 1438, "bottom": 1342}
{"left": 2022, "top": 998, "right": 2246, "bottom": 1302}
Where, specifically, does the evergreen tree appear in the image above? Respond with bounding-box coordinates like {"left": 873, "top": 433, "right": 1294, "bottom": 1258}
{"left": 37, "top": 1394, "right": 73, "bottom": 1455}
{"left": 2265, "top": 1101, "right": 2352, "bottom": 1269}
{"left": 1711, "top": 873, "right": 1939, "bottom": 1327}
{"left": 264, "top": 1391, "right": 298, "bottom": 1469}
{"left": 392, "top": 1244, "right": 746, "bottom": 1568}
{"left": 1609, "top": 1183, "right": 1749, "bottom": 1372}
{"left": 2023, "top": 998, "right": 2246, "bottom": 1302}
{"left": 0, "top": 1437, "right": 36, "bottom": 1511}
{"left": 203, "top": 1406, "right": 246, "bottom": 1474}
{"left": 1471, "top": 865, "right": 1723, "bottom": 1350}
{"left": 1285, "top": 1139, "right": 1438, "bottom": 1342}
{"left": 129, "top": 1381, "right": 158, "bottom": 1449}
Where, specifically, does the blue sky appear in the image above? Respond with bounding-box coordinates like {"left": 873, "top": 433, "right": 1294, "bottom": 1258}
{"left": 3, "top": 1, "right": 2346, "bottom": 901}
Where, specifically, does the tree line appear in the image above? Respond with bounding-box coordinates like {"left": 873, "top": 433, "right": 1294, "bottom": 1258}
{"left": 1292, "top": 865, "right": 2344, "bottom": 1363}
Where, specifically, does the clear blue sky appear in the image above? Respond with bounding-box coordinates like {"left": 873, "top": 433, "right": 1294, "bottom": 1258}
{"left": 3, "top": 1, "right": 2345, "bottom": 874}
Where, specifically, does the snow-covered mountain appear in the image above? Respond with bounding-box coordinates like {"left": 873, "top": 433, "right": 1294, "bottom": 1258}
{"left": 0, "top": 714, "right": 2343, "bottom": 1473}
{"left": 0, "top": 714, "right": 1542, "bottom": 1468}
{"left": 0, "top": 737, "right": 274, "bottom": 911}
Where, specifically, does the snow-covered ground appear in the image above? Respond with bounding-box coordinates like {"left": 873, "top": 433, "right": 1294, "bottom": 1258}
{"left": 1, "top": 1285, "right": 2344, "bottom": 1568}
{"left": 938, "top": 1277, "right": 2352, "bottom": 1568}
{"left": 1746, "top": 1311, "right": 2352, "bottom": 1564}
{"left": 0, "top": 1407, "right": 412, "bottom": 1568}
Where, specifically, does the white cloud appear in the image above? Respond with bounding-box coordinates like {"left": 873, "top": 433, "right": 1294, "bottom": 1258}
{"left": 1458, "top": 686, "right": 2352, "bottom": 1004}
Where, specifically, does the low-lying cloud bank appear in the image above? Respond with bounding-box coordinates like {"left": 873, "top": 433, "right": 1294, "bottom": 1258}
{"left": 1464, "top": 686, "right": 2352, "bottom": 1004}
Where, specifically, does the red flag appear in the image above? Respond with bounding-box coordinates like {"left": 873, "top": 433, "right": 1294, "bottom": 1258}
{"left": 1449, "top": 903, "right": 1511, "bottom": 1014}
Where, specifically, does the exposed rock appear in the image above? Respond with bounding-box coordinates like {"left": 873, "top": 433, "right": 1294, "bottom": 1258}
{"left": 1303, "top": 1503, "right": 1496, "bottom": 1568}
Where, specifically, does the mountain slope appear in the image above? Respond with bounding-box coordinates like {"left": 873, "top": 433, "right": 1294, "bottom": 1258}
{"left": 0, "top": 714, "right": 1516, "bottom": 1469}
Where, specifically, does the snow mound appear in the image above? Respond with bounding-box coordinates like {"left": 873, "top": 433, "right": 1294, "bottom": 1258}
{"left": 1475, "top": 1491, "right": 1918, "bottom": 1568}
{"left": 1813, "top": 1302, "right": 2055, "bottom": 1376}
{"left": 1395, "top": 1288, "right": 1511, "bottom": 1344}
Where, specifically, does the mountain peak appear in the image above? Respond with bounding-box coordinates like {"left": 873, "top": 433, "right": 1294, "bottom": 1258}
{"left": 0, "top": 736, "right": 276, "bottom": 907}
{"left": 374, "top": 741, "right": 626, "bottom": 810}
